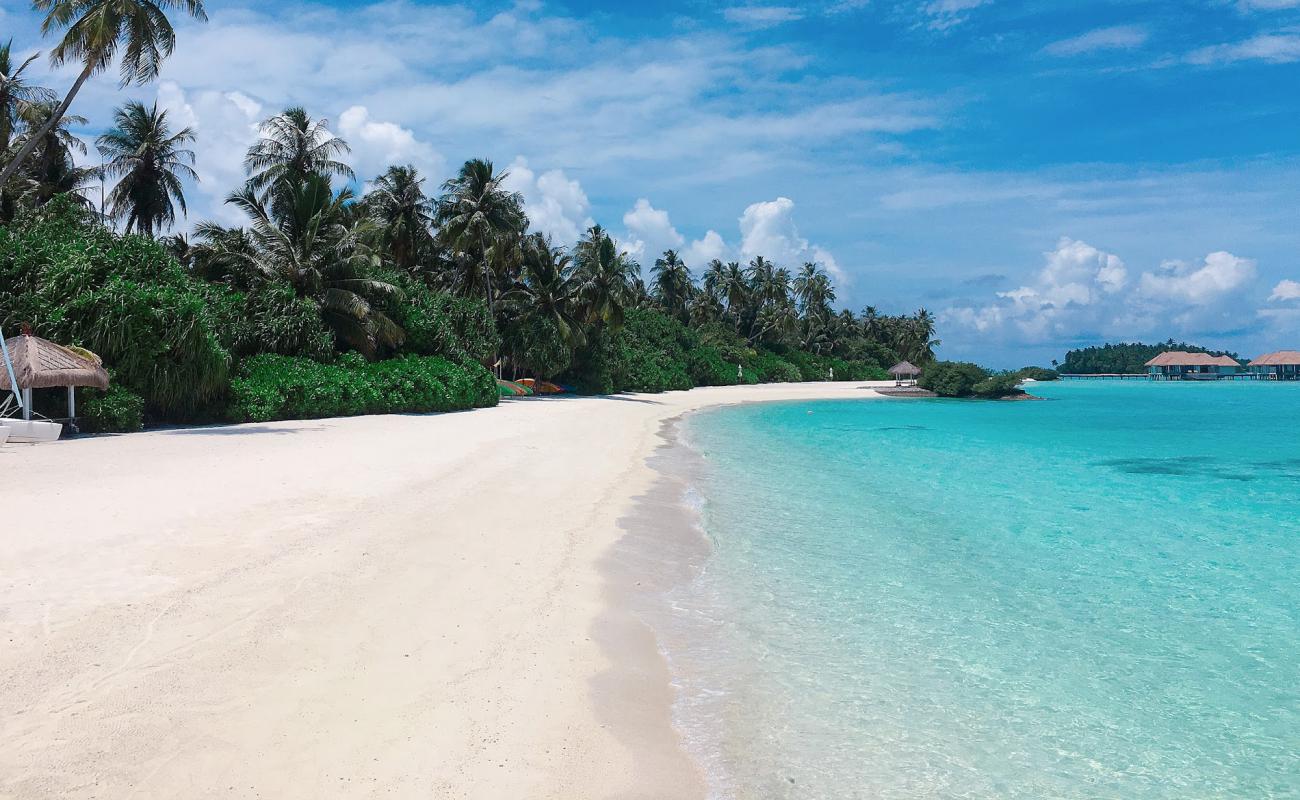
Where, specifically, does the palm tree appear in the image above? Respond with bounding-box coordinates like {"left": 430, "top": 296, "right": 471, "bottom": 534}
{"left": 0, "top": 0, "right": 208, "bottom": 190}
{"left": 651, "top": 249, "right": 693, "bottom": 321}
{"left": 96, "top": 100, "right": 196, "bottom": 237}
{"left": 366, "top": 164, "right": 434, "bottom": 273}
{"left": 11, "top": 101, "right": 97, "bottom": 209}
{"left": 244, "top": 107, "right": 353, "bottom": 201}
{"left": 196, "top": 175, "right": 403, "bottom": 356}
{"left": 573, "top": 224, "right": 638, "bottom": 329}
{"left": 793, "top": 262, "right": 835, "bottom": 320}
{"left": 508, "top": 233, "right": 585, "bottom": 351}
{"left": 0, "top": 40, "right": 54, "bottom": 155}
{"left": 434, "top": 158, "right": 525, "bottom": 310}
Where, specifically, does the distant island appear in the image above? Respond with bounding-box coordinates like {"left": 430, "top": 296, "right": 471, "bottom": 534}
{"left": 1058, "top": 341, "right": 1241, "bottom": 375}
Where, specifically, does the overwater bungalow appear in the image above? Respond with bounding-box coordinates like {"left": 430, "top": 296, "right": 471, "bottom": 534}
{"left": 1247, "top": 351, "right": 1300, "bottom": 380}
{"left": 1144, "top": 352, "right": 1242, "bottom": 380}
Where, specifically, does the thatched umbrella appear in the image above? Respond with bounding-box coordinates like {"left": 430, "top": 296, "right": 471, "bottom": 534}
{"left": 889, "top": 360, "right": 921, "bottom": 387}
{"left": 0, "top": 333, "right": 110, "bottom": 420}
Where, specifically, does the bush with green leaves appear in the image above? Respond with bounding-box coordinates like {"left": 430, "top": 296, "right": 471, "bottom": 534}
{"left": 568, "top": 309, "right": 696, "bottom": 394}
{"left": 972, "top": 372, "right": 1027, "bottom": 398}
{"left": 227, "top": 353, "right": 498, "bottom": 423}
{"left": 386, "top": 275, "right": 498, "bottom": 365}
{"left": 779, "top": 348, "right": 891, "bottom": 382}
{"left": 746, "top": 349, "right": 801, "bottom": 383}
{"left": 77, "top": 383, "right": 145, "bottom": 434}
{"left": 1016, "top": 366, "right": 1059, "bottom": 382}
{"left": 205, "top": 282, "right": 335, "bottom": 362}
{"left": 686, "top": 344, "right": 740, "bottom": 386}
{"left": 919, "top": 361, "right": 989, "bottom": 397}
{"left": 0, "top": 197, "right": 230, "bottom": 417}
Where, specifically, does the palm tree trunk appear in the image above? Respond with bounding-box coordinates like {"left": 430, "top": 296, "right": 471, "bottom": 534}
{"left": 0, "top": 62, "right": 94, "bottom": 190}
{"left": 478, "top": 230, "right": 501, "bottom": 378}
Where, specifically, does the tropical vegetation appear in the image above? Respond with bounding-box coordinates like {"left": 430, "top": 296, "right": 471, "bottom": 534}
{"left": 0, "top": 7, "right": 945, "bottom": 433}
{"left": 1058, "top": 341, "right": 1238, "bottom": 375}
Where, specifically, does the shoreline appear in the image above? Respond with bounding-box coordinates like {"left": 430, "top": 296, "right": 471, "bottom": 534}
{"left": 1, "top": 382, "right": 890, "bottom": 798}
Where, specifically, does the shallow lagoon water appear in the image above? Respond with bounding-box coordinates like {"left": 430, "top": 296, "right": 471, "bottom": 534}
{"left": 666, "top": 381, "right": 1299, "bottom": 799}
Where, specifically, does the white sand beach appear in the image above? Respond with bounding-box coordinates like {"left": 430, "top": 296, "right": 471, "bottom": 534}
{"left": 0, "top": 381, "right": 889, "bottom": 799}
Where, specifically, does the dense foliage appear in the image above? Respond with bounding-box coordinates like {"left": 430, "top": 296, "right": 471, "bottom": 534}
{"left": 1059, "top": 341, "right": 1238, "bottom": 375}
{"left": 920, "top": 361, "right": 1027, "bottom": 399}
{"left": 1016, "top": 366, "right": 1060, "bottom": 382}
{"left": 78, "top": 383, "right": 145, "bottom": 433}
{"left": 1, "top": 35, "right": 943, "bottom": 431}
{"left": 228, "top": 353, "right": 497, "bottom": 423}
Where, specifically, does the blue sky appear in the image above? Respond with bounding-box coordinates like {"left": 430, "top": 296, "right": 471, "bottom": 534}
{"left": 6, "top": 0, "right": 1300, "bottom": 365}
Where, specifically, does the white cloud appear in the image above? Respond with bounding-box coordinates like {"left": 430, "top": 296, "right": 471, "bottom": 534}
{"left": 1187, "top": 33, "right": 1300, "bottom": 64}
{"left": 153, "top": 81, "right": 263, "bottom": 224}
{"left": 1137, "top": 252, "right": 1256, "bottom": 305}
{"left": 502, "top": 156, "right": 594, "bottom": 245}
{"left": 1268, "top": 278, "right": 1300, "bottom": 301}
{"left": 621, "top": 198, "right": 685, "bottom": 264}
{"left": 1044, "top": 26, "right": 1149, "bottom": 57}
{"left": 1238, "top": 0, "right": 1300, "bottom": 10}
{"left": 922, "top": 0, "right": 991, "bottom": 31}
{"left": 723, "top": 5, "right": 804, "bottom": 28}
{"left": 944, "top": 240, "right": 1263, "bottom": 345}
{"left": 337, "top": 105, "right": 444, "bottom": 186}
{"left": 683, "top": 230, "right": 730, "bottom": 267}
{"left": 738, "top": 197, "right": 846, "bottom": 282}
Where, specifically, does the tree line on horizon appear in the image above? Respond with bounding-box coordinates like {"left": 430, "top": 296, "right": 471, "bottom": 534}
{"left": 0, "top": 1, "right": 940, "bottom": 431}
{"left": 1057, "top": 341, "right": 1242, "bottom": 375}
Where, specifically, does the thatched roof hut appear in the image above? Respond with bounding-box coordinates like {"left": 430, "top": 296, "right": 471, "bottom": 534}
{"left": 1, "top": 334, "right": 109, "bottom": 391}
{"left": 889, "top": 361, "right": 921, "bottom": 377}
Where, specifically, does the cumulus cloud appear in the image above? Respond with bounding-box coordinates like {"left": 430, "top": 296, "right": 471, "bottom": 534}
{"left": 153, "top": 81, "right": 263, "bottom": 224}
{"left": 738, "top": 197, "right": 846, "bottom": 283}
{"left": 1267, "top": 278, "right": 1300, "bottom": 301}
{"left": 1044, "top": 26, "right": 1149, "bottom": 57}
{"left": 621, "top": 199, "right": 685, "bottom": 264}
{"left": 683, "top": 230, "right": 730, "bottom": 267}
{"left": 337, "top": 106, "right": 444, "bottom": 186}
{"left": 944, "top": 239, "right": 1264, "bottom": 345}
{"left": 1137, "top": 252, "right": 1256, "bottom": 305}
{"left": 502, "top": 157, "right": 594, "bottom": 245}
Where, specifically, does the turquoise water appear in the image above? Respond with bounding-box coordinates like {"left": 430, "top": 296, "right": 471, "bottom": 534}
{"left": 668, "top": 381, "right": 1300, "bottom": 799}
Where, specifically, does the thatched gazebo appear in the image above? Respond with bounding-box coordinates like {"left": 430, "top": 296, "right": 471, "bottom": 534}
{"left": 889, "top": 360, "right": 921, "bottom": 387}
{"left": 1, "top": 333, "right": 109, "bottom": 420}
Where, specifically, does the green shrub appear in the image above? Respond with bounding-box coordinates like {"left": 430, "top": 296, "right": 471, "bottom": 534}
{"left": 205, "top": 282, "right": 334, "bottom": 362}
{"left": 0, "top": 197, "right": 231, "bottom": 417}
{"left": 1016, "top": 366, "right": 1059, "bottom": 382}
{"left": 568, "top": 309, "right": 696, "bottom": 394}
{"left": 686, "top": 345, "right": 740, "bottom": 386}
{"left": 972, "top": 372, "right": 1027, "bottom": 398}
{"left": 227, "top": 353, "right": 498, "bottom": 423}
{"left": 919, "top": 361, "right": 989, "bottom": 397}
{"left": 77, "top": 383, "right": 145, "bottom": 433}
{"left": 387, "top": 276, "right": 498, "bottom": 365}
{"left": 746, "top": 349, "right": 801, "bottom": 383}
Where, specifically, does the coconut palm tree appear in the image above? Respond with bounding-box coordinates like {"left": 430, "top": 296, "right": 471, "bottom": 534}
{"left": 509, "top": 233, "right": 584, "bottom": 350}
{"left": 0, "top": 40, "right": 54, "bottom": 155}
{"left": 10, "top": 101, "right": 97, "bottom": 209}
{"left": 651, "top": 249, "right": 693, "bottom": 321}
{"left": 365, "top": 164, "right": 434, "bottom": 273}
{"left": 434, "top": 158, "right": 525, "bottom": 309}
{"left": 0, "top": 0, "right": 208, "bottom": 190}
{"left": 573, "top": 224, "right": 638, "bottom": 330}
{"left": 793, "top": 262, "right": 835, "bottom": 320}
{"left": 96, "top": 100, "right": 197, "bottom": 237}
{"left": 244, "top": 107, "right": 353, "bottom": 202}
{"left": 196, "top": 175, "right": 403, "bottom": 356}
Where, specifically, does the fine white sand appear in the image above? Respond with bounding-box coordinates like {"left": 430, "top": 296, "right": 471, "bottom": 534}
{"left": 0, "top": 381, "right": 890, "bottom": 799}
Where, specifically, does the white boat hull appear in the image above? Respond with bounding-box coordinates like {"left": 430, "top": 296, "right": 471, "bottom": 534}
{"left": 2, "top": 419, "right": 62, "bottom": 443}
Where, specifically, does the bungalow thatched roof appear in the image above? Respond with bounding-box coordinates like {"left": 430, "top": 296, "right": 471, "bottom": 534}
{"left": 1144, "top": 351, "right": 1239, "bottom": 368}
{"left": 1, "top": 335, "right": 110, "bottom": 391}
{"left": 1248, "top": 350, "right": 1300, "bottom": 366}
{"left": 889, "top": 361, "right": 922, "bottom": 376}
